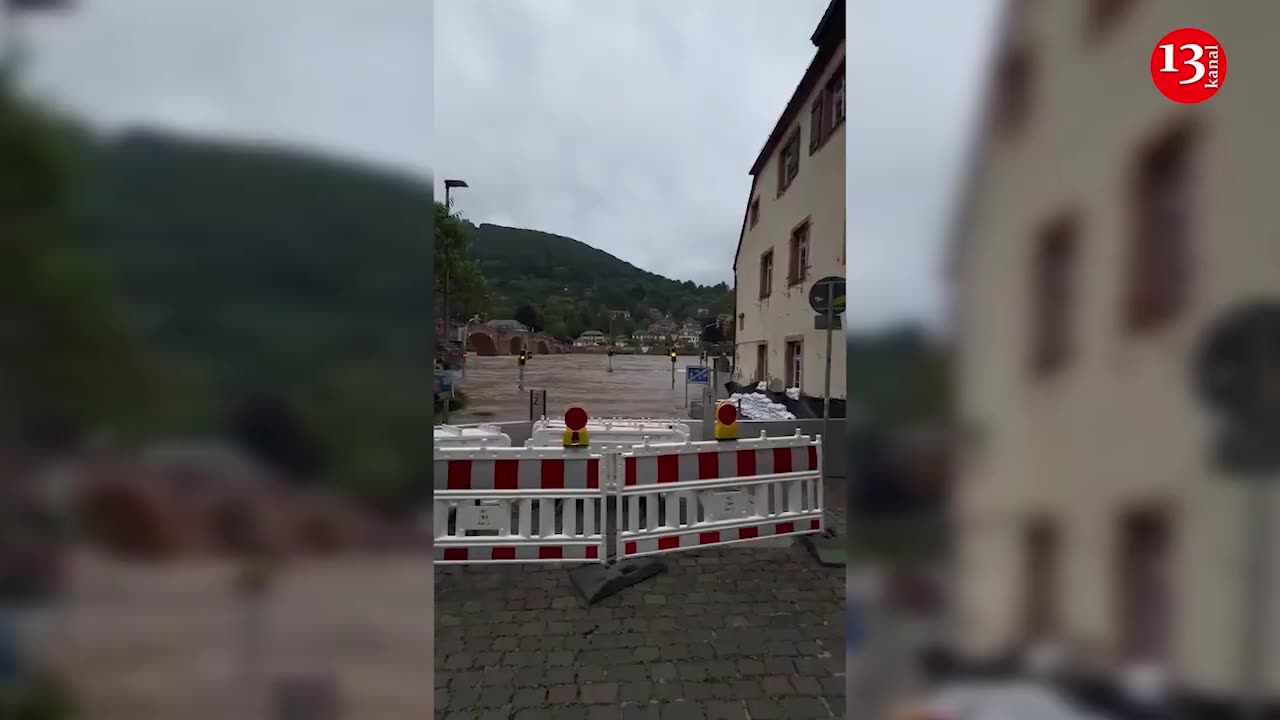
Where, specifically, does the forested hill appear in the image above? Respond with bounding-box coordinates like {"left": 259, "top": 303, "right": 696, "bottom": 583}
{"left": 77, "top": 129, "right": 731, "bottom": 347}
{"left": 468, "top": 222, "right": 732, "bottom": 338}
{"left": 57, "top": 127, "right": 729, "bottom": 507}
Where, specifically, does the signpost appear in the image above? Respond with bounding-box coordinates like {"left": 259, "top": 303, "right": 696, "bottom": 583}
{"left": 1193, "top": 301, "right": 1280, "bottom": 720}
{"left": 686, "top": 365, "right": 709, "bottom": 407}
{"left": 529, "top": 388, "right": 547, "bottom": 421}
{"left": 809, "top": 275, "right": 847, "bottom": 459}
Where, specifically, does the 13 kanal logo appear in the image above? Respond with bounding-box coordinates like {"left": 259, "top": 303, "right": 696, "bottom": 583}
{"left": 1151, "top": 27, "right": 1227, "bottom": 104}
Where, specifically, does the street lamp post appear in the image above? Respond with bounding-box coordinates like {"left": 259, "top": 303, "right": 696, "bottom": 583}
{"left": 441, "top": 178, "right": 468, "bottom": 424}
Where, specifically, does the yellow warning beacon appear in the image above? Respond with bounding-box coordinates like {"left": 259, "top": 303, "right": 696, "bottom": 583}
{"left": 562, "top": 406, "right": 590, "bottom": 447}
{"left": 713, "top": 401, "right": 739, "bottom": 441}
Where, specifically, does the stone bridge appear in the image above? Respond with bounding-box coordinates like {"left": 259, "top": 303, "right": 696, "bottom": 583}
{"left": 465, "top": 326, "right": 566, "bottom": 356}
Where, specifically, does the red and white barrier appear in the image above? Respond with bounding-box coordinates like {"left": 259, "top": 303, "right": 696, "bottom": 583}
{"left": 433, "top": 446, "right": 608, "bottom": 564}
{"left": 527, "top": 417, "right": 690, "bottom": 448}
{"left": 615, "top": 431, "right": 824, "bottom": 560}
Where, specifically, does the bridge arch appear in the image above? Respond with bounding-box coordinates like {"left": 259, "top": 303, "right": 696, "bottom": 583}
{"left": 467, "top": 331, "right": 498, "bottom": 356}
{"left": 536, "top": 339, "right": 550, "bottom": 354}
{"left": 508, "top": 336, "right": 523, "bottom": 355}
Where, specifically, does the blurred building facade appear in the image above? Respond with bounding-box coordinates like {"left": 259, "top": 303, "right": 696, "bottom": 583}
{"left": 950, "top": 0, "right": 1278, "bottom": 702}
{"left": 733, "top": 0, "right": 846, "bottom": 399}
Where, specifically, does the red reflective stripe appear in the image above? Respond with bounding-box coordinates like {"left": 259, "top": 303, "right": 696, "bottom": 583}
{"left": 773, "top": 448, "right": 793, "bottom": 473}
{"left": 624, "top": 542, "right": 637, "bottom": 555}
{"left": 587, "top": 459, "right": 599, "bottom": 489}
{"left": 739, "top": 526, "right": 758, "bottom": 540}
{"left": 625, "top": 457, "right": 637, "bottom": 486}
{"left": 736, "top": 450, "right": 756, "bottom": 477}
{"left": 447, "top": 460, "right": 471, "bottom": 490}
{"left": 443, "top": 548, "right": 467, "bottom": 560}
{"left": 538, "top": 546, "right": 563, "bottom": 559}
{"left": 492, "top": 547, "right": 516, "bottom": 560}
{"left": 494, "top": 459, "right": 518, "bottom": 490}
{"left": 541, "top": 459, "right": 564, "bottom": 489}
{"left": 776, "top": 522, "right": 795, "bottom": 535}
{"left": 809, "top": 519, "right": 821, "bottom": 531}
{"left": 657, "top": 454, "right": 679, "bottom": 483}
{"left": 807, "top": 446, "right": 818, "bottom": 471}
{"left": 586, "top": 546, "right": 598, "bottom": 559}
{"left": 658, "top": 536, "right": 679, "bottom": 550}
{"left": 699, "top": 531, "right": 720, "bottom": 545}
{"left": 697, "top": 452, "right": 719, "bottom": 479}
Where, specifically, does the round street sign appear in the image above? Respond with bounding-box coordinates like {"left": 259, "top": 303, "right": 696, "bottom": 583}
{"left": 1195, "top": 300, "right": 1280, "bottom": 424}
{"left": 809, "top": 276, "right": 847, "bottom": 315}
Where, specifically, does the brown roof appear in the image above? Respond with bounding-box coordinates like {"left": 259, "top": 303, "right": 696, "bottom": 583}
{"left": 746, "top": 0, "right": 845, "bottom": 177}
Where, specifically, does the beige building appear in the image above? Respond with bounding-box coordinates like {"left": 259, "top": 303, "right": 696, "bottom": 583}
{"left": 951, "top": 0, "right": 1279, "bottom": 702}
{"left": 733, "top": 0, "right": 846, "bottom": 399}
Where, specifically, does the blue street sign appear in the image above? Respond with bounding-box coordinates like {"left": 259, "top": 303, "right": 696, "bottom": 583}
{"left": 686, "top": 366, "right": 710, "bottom": 385}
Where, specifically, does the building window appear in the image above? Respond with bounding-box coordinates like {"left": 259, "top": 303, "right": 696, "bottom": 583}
{"left": 810, "top": 64, "right": 845, "bottom": 156}
{"left": 759, "top": 249, "right": 774, "bottom": 298}
{"left": 777, "top": 128, "right": 801, "bottom": 195}
{"left": 755, "top": 343, "right": 768, "bottom": 383}
{"left": 1022, "top": 517, "right": 1060, "bottom": 640}
{"left": 749, "top": 198, "right": 760, "bottom": 229}
{"left": 786, "top": 340, "right": 803, "bottom": 389}
{"left": 1030, "top": 212, "right": 1079, "bottom": 376}
{"left": 1087, "top": 0, "right": 1137, "bottom": 38}
{"left": 788, "top": 220, "right": 811, "bottom": 286}
{"left": 809, "top": 96, "right": 824, "bottom": 153}
{"left": 828, "top": 63, "right": 846, "bottom": 130}
{"left": 1116, "top": 506, "right": 1173, "bottom": 662}
{"left": 994, "top": 45, "right": 1032, "bottom": 139}
{"left": 1125, "top": 121, "right": 1196, "bottom": 333}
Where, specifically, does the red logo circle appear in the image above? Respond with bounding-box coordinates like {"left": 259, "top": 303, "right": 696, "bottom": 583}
{"left": 1150, "top": 28, "right": 1226, "bottom": 104}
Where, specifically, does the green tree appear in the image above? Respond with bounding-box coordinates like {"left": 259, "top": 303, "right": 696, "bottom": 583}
{"left": 0, "top": 75, "right": 141, "bottom": 446}
{"left": 434, "top": 201, "right": 489, "bottom": 324}
{"left": 513, "top": 303, "right": 544, "bottom": 332}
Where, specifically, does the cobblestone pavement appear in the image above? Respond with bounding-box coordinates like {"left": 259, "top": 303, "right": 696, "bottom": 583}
{"left": 435, "top": 477, "right": 847, "bottom": 720}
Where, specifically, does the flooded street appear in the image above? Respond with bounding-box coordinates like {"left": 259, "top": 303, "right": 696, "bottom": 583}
{"left": 449, "top": 353, "right": 715, "bottom": 423}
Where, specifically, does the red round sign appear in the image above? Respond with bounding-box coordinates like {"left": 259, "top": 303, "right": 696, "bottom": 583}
{"left": 716, "top": 403, "right": 737, "bottom": 426}
{"left": 1150, "top": 28, "right": 1226, "bottom": 104}
{"left": 564, "top": 406, "right": 588, "bottom": 431}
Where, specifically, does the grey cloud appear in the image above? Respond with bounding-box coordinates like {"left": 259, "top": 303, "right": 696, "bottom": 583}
{"left": 18, "top": 0, "right": 1002, "bottom": 328}
{"left": 845, "top": 0, "right": 1002, "bottom": 331}
{"left": 434, "top": 0, "right": 828, "bottom": 287}
{"left": 21, "top": 0, "right": 434, "bottom": 180}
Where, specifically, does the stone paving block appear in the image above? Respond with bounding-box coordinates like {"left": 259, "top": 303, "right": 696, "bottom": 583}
{"left": 621, "top": 704, "right": 660, "bottom": 720}
{"left": 657, "top": 701, "right": 707, "bottom": 719}
{"left": 779, "top": 695, "right": 833, "bottom": 718}
{"left": 582, "top": 682, "right": 619, "bottom": 705}
{"left": 434, "top": 478, "right": 847, "bottom": 713}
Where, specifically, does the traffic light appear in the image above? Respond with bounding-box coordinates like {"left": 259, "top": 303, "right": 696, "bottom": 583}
{"left": 669, "top": 349, "right": 677, "bottom": 362}
{"left": 518, "top": 351, "right": 527, "bottom": 366}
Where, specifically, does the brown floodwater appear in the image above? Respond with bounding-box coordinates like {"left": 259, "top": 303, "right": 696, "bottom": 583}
{"left": 447, "top": 353, "right": 719, "bottom": 423}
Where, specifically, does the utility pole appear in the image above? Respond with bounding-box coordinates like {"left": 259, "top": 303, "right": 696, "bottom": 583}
{"left": 441, "top": 179, "right": 468, "bottom": 424}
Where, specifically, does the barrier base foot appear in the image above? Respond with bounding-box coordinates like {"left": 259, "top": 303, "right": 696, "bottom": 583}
{"left": 568, "top": 557, "right": 666, "bottom": 606}
{"left": 801, "top": 531, "right": 846, "bottom": 567}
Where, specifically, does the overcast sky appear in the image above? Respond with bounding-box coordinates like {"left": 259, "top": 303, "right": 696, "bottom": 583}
{"left": 15, "top": 0, "right": 1003, "bottom": 331}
